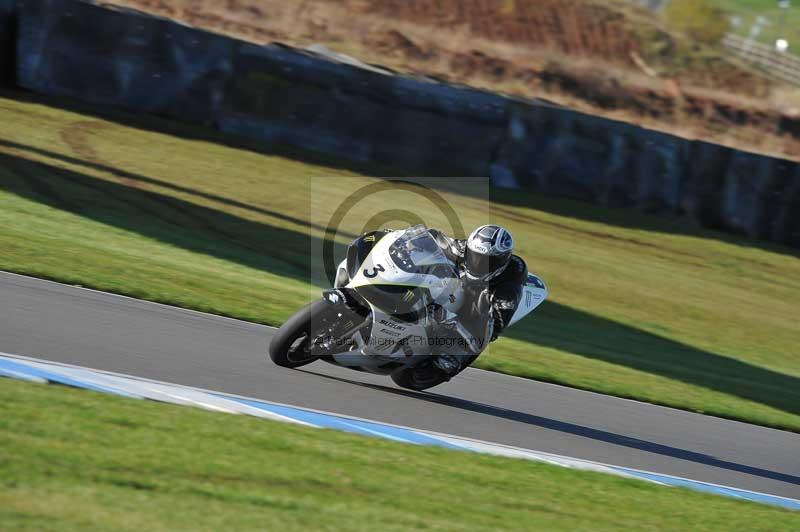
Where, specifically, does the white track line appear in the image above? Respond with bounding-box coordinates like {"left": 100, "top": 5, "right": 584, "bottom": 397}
{"left": 3, "top": 351, "right": 799, "bottom": 511}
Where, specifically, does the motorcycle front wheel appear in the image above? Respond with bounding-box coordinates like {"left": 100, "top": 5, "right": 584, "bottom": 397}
{"left": 268, "top": 299, "right": 333, "bottom": 369}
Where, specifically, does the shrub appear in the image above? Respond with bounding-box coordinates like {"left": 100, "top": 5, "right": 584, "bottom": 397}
{"left": 663, "top": 0, "right": 730, "bottom": 44}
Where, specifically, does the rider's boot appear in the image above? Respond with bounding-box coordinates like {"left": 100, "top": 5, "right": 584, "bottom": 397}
{"left": 432, "top": 353, "right": 464, "bottom": 381}
{"left": 428, "top": 289, "right": 496, "bottom": 381}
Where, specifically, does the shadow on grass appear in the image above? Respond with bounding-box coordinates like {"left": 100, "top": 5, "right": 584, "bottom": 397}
{"left": 299, "top": 369, "right": 800, "bottom": 487}
{"left": 484, "top": 185, "right": 800, "bottom": 259}
{"left": 505, "top": 301, "right": 800, "bottom": 418}
{"left": 0, "top": 88, "right": 408, "bottom": 179}
{"left": 0, "top": 138, "right": 358, "bottom": 241}
{"left": 5, "top": 89, "right": 799, "bottom": 259}
{"left": 0, "top": 151, "right": 346, "bottom": 288}
{"left": 2, "top": 149, "right": 798, "bottom": 421}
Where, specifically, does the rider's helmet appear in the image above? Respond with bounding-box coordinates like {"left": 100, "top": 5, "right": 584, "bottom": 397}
{"left": 464, "top": 225, "right": 514, "bottom": 282}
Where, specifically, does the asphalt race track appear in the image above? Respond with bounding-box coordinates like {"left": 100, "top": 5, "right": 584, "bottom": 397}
{"left": 2, "top": 271, "right": 798, "bottom": 499}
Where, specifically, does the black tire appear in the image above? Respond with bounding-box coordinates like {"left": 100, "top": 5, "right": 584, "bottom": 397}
{"left": 391, "top": 365, "right": 448, "bottom": 391}
{"left": 269, "top": 299, "right": 332, "bottom": 369}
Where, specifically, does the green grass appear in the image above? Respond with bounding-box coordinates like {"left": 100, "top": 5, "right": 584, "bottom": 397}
{"left": 712, "top": 0, "right": 800, "bottom": 52}
{"left": 1, "top": 377, "right": 797, "bottom": 530}
{"left": 1, "top": 92, "right": 799, "bottom": 431}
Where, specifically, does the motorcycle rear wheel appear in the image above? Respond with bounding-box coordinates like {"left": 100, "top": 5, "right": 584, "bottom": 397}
{"left": 269, "top": 299, "right": 332, "bottom": 369}
{"left": 391, "top": 365, "right": 448, "bottom": 391}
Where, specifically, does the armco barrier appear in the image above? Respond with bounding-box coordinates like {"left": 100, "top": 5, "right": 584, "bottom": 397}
{"left": 8, "top": 0, "right": 800, "bottom": 249}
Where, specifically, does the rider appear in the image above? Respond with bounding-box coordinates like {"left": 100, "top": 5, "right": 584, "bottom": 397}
{"left": 427, "top": 224, "right": 527, "bottom": 380}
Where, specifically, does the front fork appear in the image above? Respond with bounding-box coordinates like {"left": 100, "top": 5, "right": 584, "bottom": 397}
{"left": 316, "top": 289, "right": 371, "bottom": 355}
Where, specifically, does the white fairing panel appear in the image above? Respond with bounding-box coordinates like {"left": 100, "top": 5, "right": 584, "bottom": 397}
{"left": 508, "top": 274, "right": 547, "bottom": 327}
{"left": 363, "top": 307, "right": 431, "bottom": 358}
{"left": 334, "top": 259, "right": 349, "bottom": 288}
{"left": 346, "top": 227, "right": 461, "bottom": 358}
{"left": 348, "top": 230, "right": 458, "bottom": 301}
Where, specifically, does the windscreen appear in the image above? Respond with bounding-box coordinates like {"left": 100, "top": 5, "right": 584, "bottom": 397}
{"left": 388, "top": 225, "right": 456, "bottom": 279}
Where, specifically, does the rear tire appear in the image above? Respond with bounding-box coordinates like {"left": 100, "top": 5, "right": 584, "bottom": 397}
{"left": 391, "top": 365, "right": 448, "bottom": 391}
{"left": 269, "top": 299, "right": 331, "bottom": 369}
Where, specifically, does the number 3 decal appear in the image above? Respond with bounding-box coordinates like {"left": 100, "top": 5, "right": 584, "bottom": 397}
{"left": 363, "top": 264, "right": 385, "bottom": 278}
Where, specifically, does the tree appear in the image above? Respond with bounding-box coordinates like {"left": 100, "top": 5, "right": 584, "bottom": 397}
{"left": 663, "top": 0, "right": 730, "bottom": 45}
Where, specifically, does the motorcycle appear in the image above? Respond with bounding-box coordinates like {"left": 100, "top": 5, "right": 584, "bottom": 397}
{"left": 268, "top": 225, "right": 547, "bottom": 390}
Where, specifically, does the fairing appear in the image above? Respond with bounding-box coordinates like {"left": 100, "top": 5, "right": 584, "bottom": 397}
{"left": 507, "top": 273, "right": 548, "bottom": 327}
{"left": 332, "top": 225, "right": 545, "bottom": 368}
{"left": 344, "top": 225, "right": 463, "bottom": 359}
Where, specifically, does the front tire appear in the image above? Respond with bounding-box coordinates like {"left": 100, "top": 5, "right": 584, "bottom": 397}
{"left": 269, "top": 299, "right": 332, "bottom": 369}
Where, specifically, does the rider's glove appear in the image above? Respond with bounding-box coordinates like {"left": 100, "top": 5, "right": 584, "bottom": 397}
{"left": 426, "top": 303, "right": 447, "bottom": 324}
{"left": 477, "top": 289, "right": 508, "bottom": 342}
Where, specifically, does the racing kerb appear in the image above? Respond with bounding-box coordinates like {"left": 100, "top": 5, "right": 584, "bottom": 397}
{"left": 1, "top": 352, "right": 798, "bottom": 511}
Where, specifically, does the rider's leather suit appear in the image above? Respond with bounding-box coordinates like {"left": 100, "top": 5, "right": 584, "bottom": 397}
{"left": 428, "top": 229, "right": 528, "bottom": 378}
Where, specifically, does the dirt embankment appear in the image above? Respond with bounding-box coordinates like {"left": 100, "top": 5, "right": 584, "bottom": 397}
{"left": 102, "top": 0, "right": 800, "bottom": 160}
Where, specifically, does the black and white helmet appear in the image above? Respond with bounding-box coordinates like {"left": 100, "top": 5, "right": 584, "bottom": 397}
{"left": 464, "top": 225, "right": 514, "bottom": 282}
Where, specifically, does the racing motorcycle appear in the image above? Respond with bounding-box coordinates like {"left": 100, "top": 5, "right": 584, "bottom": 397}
{"left": 268, "top": 225, "right": 547, "bottom": 390}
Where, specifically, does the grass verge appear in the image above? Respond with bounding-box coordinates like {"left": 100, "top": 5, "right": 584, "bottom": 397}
{"left": 1, "top": 377, "right": 797, "bottom": 531}
{"left": 1, "top": 92, "right": 799, "bottom": 431}
{"left": 713, "top": 0, "right": 800, "bottom": 52}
